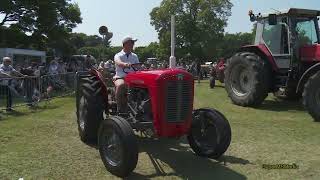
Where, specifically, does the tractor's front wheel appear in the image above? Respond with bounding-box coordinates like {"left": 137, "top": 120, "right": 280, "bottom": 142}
{"left": 225, "top": 52, "right": 271, "bottom": 106}
{"left": 303, "top": 71, "right": 320, "bottom": 122}
{"left": 98, "top": 116, "right": 138, "bottom": 177}
{"left": 187, "top": 108, "right": 231, "bottom": 159}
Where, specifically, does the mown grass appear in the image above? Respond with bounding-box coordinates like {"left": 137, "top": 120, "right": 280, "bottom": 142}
{"left": 0, "top": 81, "right": 319, "bottom": 180}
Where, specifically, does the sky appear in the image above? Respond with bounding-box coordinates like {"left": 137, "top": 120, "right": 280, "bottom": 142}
{"left": 1, "top": 0, "right": 317, "bottom": 46}
{"left": 72, "top": 0, "right": 320, "bottom": 46}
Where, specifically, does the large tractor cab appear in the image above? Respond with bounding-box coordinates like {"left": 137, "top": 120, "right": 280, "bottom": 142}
{"left": 75, "top": 62, "right": 232, "bottom": 177}
{"left": 225, "top": 8, "right": 320, "bottom": 121}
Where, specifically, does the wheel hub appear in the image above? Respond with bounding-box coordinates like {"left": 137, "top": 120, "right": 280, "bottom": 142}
{"left": 78, "top": 97, "right": 87, "bottom": 131}
{"left": 230, "top": 65, "right": 252, "bottom": 97}
{"left": 102, "top": 130, "right": 123, "bottom": 167}
{"left": 192, "top": 113, "right": 218, "bottom": 154}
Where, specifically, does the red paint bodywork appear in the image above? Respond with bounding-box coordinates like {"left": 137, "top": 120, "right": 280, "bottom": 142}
{"left": 125, "top": 68, "right": 194, "bottom": 137}
{"left": 90, "top": 69, "right": 109, "bottom": 104}
{"left": 217, "top": 59, "right": 225, "bottom": 71}
{"left": 300, "top": 44, "right": 320, "bottom": 62}
{"left": 240, "top": 44, "right": 278, "bottom": 71}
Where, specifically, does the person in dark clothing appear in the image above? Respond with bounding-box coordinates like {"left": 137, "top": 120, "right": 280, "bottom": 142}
{"left": 196, "top": 60, "right": 202, "bottom": 83}
{"left": 20, "top": 62, "right": 40, "bottom": 106}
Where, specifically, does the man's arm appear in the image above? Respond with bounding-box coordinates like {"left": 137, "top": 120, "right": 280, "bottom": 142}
{"left": 114, "top": 55, "right": 130, "bottom": 68}
{"left": 0, "top": 71, "right": 11, "bottom": 78}
{"left": 12, "top": 69, "right": 26, "bottom": 77}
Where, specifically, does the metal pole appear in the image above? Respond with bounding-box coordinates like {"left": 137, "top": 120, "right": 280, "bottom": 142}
{"left": 169, "top": 15, "right": 176, "bottom": 68}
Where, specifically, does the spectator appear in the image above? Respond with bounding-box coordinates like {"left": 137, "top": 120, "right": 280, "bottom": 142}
{"left": 99, "top": 60, "right": 105, "bottom": 70}
{"left": 58, "top": 60, "right": 67, "bottom": 74}
{"left": 196, "top": 60, "right": 201, "bottom": 83}
{"left": 24, "top": 62, "right": 41, "bottom": 106}
{"left": 0, "top": 57, "right": 26, "bottom": 111}
{"left": 48, "top": 60, "right": 59, "bottom": 75}
{"left": 66, "top": 61, "right": 77, "bottom": 73}
{"left": 84, "top": 55, "right": 97, "bottom": 70}
{"left": 105, "top": 60, "right": 115, "bottom": 72}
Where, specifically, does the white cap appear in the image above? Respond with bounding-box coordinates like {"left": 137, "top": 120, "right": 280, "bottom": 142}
{"left": 122, "top": 36, "right": 137, "bottom": 44}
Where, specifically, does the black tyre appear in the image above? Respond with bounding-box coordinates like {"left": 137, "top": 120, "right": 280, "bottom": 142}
{"left": 209, "top": 77, "right": 216, "bottom": 89}
{"left": 225, "top": 52, "right": 271, "bottom": 106}
{"left": 187, "top": 108, "right": 231, "bottom": 159}
{"left": 284, "top": 88, "right": 302, "bottom": 100}
{"left": 303, "top": 71, "right": 320, "bottom": 122}
{"left": 98, "top": 116, "right": 138, "bottom": 177}
{"left": 76, "top": 75, "right": 105, "bottom": 144}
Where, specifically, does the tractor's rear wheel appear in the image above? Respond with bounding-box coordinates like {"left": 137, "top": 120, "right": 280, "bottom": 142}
{"left": 98, "top": 116, "right": 138, "bottom": 177}
{"left": 187, "top": 108, "right": 231, "bottom": 159}
{"left": 303, "top": 71, "right": 320, "bottom": 122}
{"left": 225, "top": 52, "right": 271, "bottom": 106}
{"left": 76, "top": 75, "right": 105, "bottom": 144}
{"left": 285, "top": 88, "right": 302, "bottom": 100}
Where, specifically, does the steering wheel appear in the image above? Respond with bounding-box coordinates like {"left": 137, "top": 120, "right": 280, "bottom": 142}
{"left": 123, "top": 63, "right": 144, "bottom": 74}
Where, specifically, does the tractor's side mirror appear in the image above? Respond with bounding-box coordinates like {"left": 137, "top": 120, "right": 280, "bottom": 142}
{"left": 268, "top": 14, "right": 277, "bottom": 25}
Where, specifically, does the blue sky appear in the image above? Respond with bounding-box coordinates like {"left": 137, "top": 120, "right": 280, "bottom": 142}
{"left": 43, "top": 0, "right": 318, "bottom": 46}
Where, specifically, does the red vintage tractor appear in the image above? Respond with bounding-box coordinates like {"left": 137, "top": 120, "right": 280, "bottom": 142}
{"left": 210, "top": 58, "right": 226, "bottom": 88}
{"left": 75, "top": 64, "right": 231, "bottom": 177}
{"left": 225, "top": 8, "right": 320, "bottom": 121}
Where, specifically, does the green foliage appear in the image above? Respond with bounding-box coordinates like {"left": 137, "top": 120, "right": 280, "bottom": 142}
{"left": 78, "top": 47, "right": 100, "bottom": 59}
{"left": 77, "top": 46, "right": 121, "bottom": 60}
{"left": 150, "top": 0, "right": 233, "bottom": 61}
{"left": 70, "top": 33, "right": 111, "bottom": 49}
{"left": 0, "top": 26, "right": 31, "bottom": 48}
{"left": 135, "top": 42, "right": 160, "bottom": 62}
{"left": 0, "top": 0, "right": 82, "bottom": 56}
{"left": 218, "top": 32, "right": 254, "bottom": 58}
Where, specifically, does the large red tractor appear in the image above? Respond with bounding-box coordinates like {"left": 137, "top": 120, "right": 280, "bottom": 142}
{"left": 75, "top": 64, "right": 231, "bottom": 177}
{"left": 225, "top": 8, "right": 320, "bottom": 121}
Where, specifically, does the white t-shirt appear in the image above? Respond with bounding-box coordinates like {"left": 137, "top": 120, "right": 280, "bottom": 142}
{"left": 114, "top": 50, "right": 139, "bottom": 78}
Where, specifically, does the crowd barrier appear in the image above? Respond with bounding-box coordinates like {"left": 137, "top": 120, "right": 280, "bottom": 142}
{"left": 0, "top": 72, "right": 76, "bottom": 110}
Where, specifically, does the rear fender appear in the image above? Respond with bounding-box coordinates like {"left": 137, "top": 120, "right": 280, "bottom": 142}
{"left": 296, "top": 63, "right": 320, "bottom": 93}
{"left": 89, "top": 69, "right": 109, "bottom": 103}
{"left": 238, "top": 45, "right": 278, "bottom": 71}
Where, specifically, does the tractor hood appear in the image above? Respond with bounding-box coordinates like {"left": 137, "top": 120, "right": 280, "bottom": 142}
{"left": 125, "top": 68, "right": 193, "bottom": 87}
{"left": 300, "top": 44, "right": 320, "bottom": 62}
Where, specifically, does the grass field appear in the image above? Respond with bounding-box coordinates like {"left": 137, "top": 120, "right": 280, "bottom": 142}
{"left": 0, "top": 81, "right": 319, "bottom": 180}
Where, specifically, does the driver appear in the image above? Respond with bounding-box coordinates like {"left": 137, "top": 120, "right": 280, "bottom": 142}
{"left": 113, "top": 36, "right": 139, "bottom": 113}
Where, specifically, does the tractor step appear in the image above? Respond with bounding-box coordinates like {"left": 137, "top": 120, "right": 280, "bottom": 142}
{"left": 275, "top": 69, "right": 290, "bottom": 87}
{"left": 131, "top": 121, "right": 153, "bottom": 129}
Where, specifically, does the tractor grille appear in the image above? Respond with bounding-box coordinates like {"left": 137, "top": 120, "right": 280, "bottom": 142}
{"left": 165, "top": 81, "right": 192, "bottom": 123}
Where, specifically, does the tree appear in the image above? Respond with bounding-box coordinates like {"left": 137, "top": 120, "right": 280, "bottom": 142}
{"left": 70, "top": 33, "right": 112, "bottom": 51}
{"left": 78, "top": 46, "right": 101, "bottom": 59}
{"left": 135, "top": 42, "right": 160, "bottom": 62}
{"left": 77, "top": 46, "right": 122, "bottom": 60}
{"left": 218, "top": 32, "right": 254, "bottom": 58}
{"left": 0, "top": 0, "right": 29, "bottom": 26}
{"left": 0, "top": 0, "right": 82, "bottom": 55}
{"left": 0, "top": 26, "right": 31, "bottom": 48}
{"left": 150, "top": 0, "right": 232, "bottom": 61}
